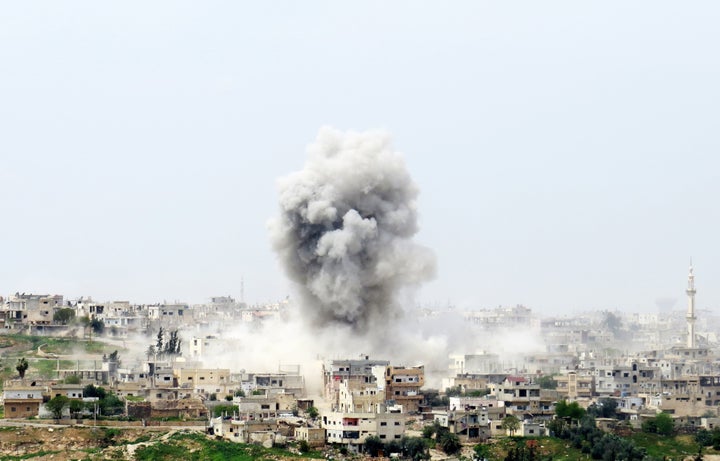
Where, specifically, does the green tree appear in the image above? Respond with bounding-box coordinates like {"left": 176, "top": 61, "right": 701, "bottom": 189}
{"left": 156, "top": 327, "right": 164, "bottom": 351}
{"left": 587, "top": 398, "right": 618, "bottom": 418}
{"left": 16, "top": 357, "right": 29, "bottom": 379}
{"left": 385, "top": 440, "right": 402, "bottom": 457}
{"left": 84, "top": 384, "right": 107, "bottom": 399}
{"left": 437, "top": 431, "right": 461, "bottom": 455}
{"left": 502, "top": 415, "right": 521, "bottom": 435}
{"left": 555, "top": 400, "right": 586, "bottom": 420}
{"left": 537, "top": 375, "right": 557, "bottom": 390}
{"left": 99, "top": 392, "right": 124, "bottom": 416}
{"left": 298, "top": 440, "right": 310, "bottom": 453}
{"left": 46, "top": 395, "right": 70, "bottom": 419}
{"left": 69, "top": 399, "right": 84, "bottom": 418}
{"left": 90, "top": 318, "right": 105, "bottom": 335}
{"left": 213, "top": 404, "right": 239, "bottom": 417}
{"left": 164, "top": 329, "right": 182, "bottom": 355}
{"left": 697, "top": 428, "right": 713, "bottom": 447}
{"left": 64, "top": 374, "right": 81, "bottom": 384}
{"left": 145, "top": 345, "right": 156, "bottom": 360}
{"left": 307, "top": 406, "right": 319, "bottom": 419}
{"left": 445, "top": 385, "right": 463, "bottom": 397}
{"left": 654, "top": 412, "right": 674, "bottom": 435}
{"left": 53, "top": 308, "right": 76, "bottom": 325}
{"left": 364, "top": 435, "right": 384, "bottom": 457}
{"left": 712, "top": 427, "right": 720, "bottom": 450}
{"left": 467, "top": 389, "right": 490, "bottom": 397}
{"left": 403, "top": 436, "right": 430, "bottom": 461}
{"left": 474, "top": 443, "right": 491, "bottom": 461}
{"left": 423, "top": 389, "right": 448, "bottom": 407}
{"left": 422, "top": 422, "right": 438, "bottom": 439}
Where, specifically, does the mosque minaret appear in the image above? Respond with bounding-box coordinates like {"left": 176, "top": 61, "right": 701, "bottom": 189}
{"left": 686, "top": 263, "right": 697, "bottom": 349}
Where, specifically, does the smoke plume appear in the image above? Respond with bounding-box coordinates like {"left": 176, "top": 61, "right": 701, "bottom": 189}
{"left": 270, "top": 127, "right": 436, "bottom": 334}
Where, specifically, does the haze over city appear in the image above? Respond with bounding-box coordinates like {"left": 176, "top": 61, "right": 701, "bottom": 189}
{"left": 2, "top": 2, "right": 720, "bottom": 314}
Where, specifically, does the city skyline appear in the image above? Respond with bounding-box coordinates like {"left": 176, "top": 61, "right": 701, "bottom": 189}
{"left": 2, "top": 2, "right": 719, "bottom": 314}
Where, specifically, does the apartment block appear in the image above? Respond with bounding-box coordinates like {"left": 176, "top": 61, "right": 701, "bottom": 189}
{"left": 385, "top": 365, "right": 424, "bottom": 413}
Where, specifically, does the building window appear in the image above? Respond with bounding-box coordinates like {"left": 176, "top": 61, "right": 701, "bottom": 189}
{"left": 380, "top": 422, "right": 387, "bottom": 426}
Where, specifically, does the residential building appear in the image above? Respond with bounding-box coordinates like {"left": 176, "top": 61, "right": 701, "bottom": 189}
{"left": 385, "top": 365, "right": 424, "bottom": 413}
{"left": 338, "top": 379, "right": 385, "bottom": 414}
{"left": 321, "top": 411, "right": 405, "bottom": 451}
{"left": 322, "top": 357, "right": 389, "bottom": 406}
{"left": 556, "top": 371, "right": 595, "bottom": 399}
{"left": 434, "top": 407, "right": 490, "bottom": 442}
{"left": 295, "top": 426, "right": 326, "bottom": 448}
{"left": 3, "top": 386, "right": 44, "bottom": 418}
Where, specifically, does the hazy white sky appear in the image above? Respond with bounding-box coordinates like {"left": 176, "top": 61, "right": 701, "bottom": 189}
{"left": 1, "top": 1, "right": 719, "bottom": 314}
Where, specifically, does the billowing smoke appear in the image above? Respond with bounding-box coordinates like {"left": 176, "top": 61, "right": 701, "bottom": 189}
{"left": 270, "top": 127, "right": 436, "bottom": 334}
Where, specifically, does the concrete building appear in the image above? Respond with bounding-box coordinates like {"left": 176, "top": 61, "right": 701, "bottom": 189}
{"left": 489, "top": 377, "right": 550, "bottom": 417}
{"left": 49, "top": 384, "right": 84, "bottom": 399}
{"left": 243, "top": 370, "right": 305, "bottom": 397}
{"left": 295, "top": 426, "right": 326, "bottom": 448}
{"left": 519, "top": 420, "right": 546, "bottom": 437}
{"left": 322, "top": 411, "right": 405, "bottom": 451}
{"left": 385, "top": 365, "right": 424, "bottom": 413}
{"left": 210, "top": 417, "right": 277, "bottom": 444}
{"left": 174, "top": 368, "right": 230, "bottom": 388}
{"left": 188, "top": 335, "right": 220, "bottom": 358}
{"left": 338, "top": 379, "right": 385, "bottom": 414}
{"left": 323, "top": 357, "right": 389, "bottom": 406}
{"left": 1, "top": 293, "right": 63, "bottom": 329}
{"left": 147, "top": 303, "right": 190, "bottom": 326}
{"left": 434, "top": 406, "right": 491, "bottom": 442}
{"left": 3, "top": 387, "right": 45, "bottom": 418}
{"left": 556, "top": 371, "right": 595, "bottom": 399}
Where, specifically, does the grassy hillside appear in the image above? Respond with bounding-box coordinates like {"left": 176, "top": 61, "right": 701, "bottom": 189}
{"left": 0, "top": 334, "right": 126, "bottom": 387}
{"left": 133, "top": 432, "right": 324, "bottom": 461}
{"left": 630, "top": 432, "right": 702, "bottom": 459}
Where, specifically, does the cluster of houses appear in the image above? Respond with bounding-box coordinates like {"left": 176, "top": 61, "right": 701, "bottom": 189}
{"left": 2, "top": 284, "right": 720, "bottom": 452}
{"left": 0, "top": 293, "right": 285, "bottom": 335}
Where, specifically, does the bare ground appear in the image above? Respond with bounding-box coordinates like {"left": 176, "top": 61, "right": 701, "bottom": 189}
{"left": 0, "top": 425, "right": 166, "bottom": 460}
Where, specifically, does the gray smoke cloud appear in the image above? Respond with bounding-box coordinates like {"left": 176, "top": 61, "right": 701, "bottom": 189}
{"left": 270, "top": 127, "right": 436, "bottom": 334}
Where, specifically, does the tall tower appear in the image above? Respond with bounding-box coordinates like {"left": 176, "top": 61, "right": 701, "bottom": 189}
{"left": 686, "top": 263, "right": 697, "bottom": 348}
